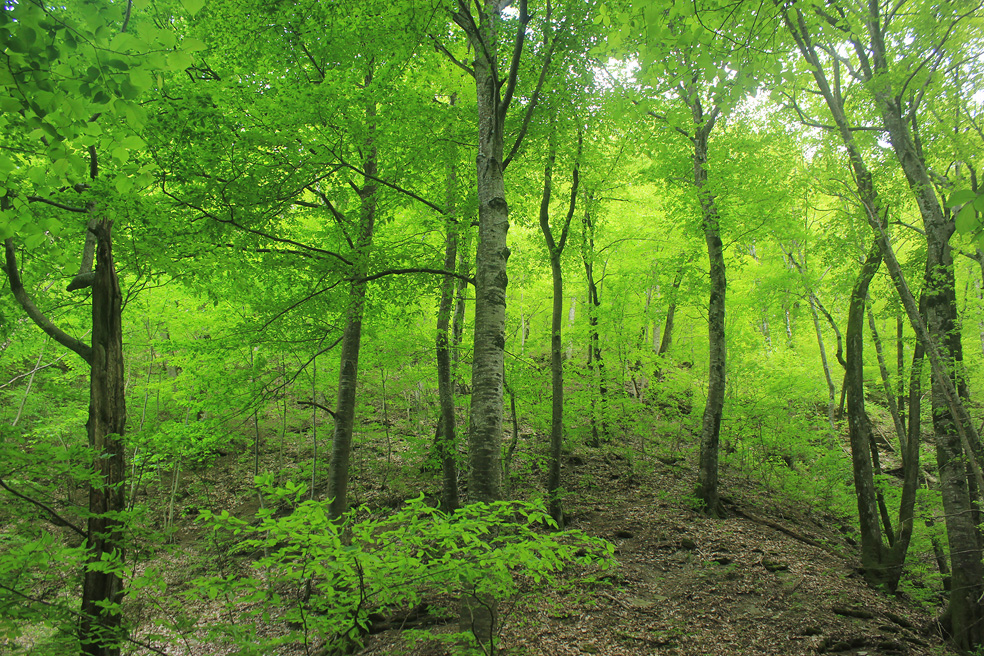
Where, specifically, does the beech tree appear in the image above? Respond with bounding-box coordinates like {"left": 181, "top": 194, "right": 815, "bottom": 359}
{"left": 775, "top": 0, "right": 984, "bottom": 641}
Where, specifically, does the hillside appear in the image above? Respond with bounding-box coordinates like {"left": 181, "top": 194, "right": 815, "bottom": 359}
{"left": 81, "top": 422, "right": 953, "bottom": 656}
{"left": 356, "top": 450, "right": 951, "bottom": 656}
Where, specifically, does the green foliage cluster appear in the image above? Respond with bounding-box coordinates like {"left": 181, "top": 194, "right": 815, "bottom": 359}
{"left": 191, "top": 481, "right": 614, "bottom": 655}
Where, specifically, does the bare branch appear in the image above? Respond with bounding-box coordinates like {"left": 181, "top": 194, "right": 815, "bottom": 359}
{"left": 296, "top": 400, "right": 336, "bottom": 419}
{"left": 3, "top": 239, "right": 93, "bottom": 364}
{"left": 429, "top": 34, "right": 474, "bottom": 76}
{"left": 0, "top": 475, "right": 85, "bottom": 538}
{"left": 26, "top": 196, "right": 88, "bottom": 213}
{"left": 354, "top": 267, "right": 476, "bottom": 286}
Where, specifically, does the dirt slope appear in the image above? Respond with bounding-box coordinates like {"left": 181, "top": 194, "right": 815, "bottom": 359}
{"left": 360, "top": 451, "right": 951, "bottom": 656}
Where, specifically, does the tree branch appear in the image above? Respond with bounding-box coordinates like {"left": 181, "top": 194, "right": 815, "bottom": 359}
{"left": 354, "top": 268, "right": 476, "bottom": 286}
{"left": 3, "top": 239, "right": 93, "bottom": 364}
{"left": 296, "top": 400, "right": 336, "bottom": 419}
{"left": 161, "top": 190, "right": 353, "bottom": 266}
{"left": 429, "top": 34, "right": 474, "bottom": 76}
{"left": 500, "top": 0, "right": 530, "bottom": 120}
{"left": 25, "top": 196, "right": 88, "bottom": 213}
{"left": 329, "top": 156, "right": 449, "bottom": 217}
{"left": 0, "top": 475, "right": 85, "bottom": 538}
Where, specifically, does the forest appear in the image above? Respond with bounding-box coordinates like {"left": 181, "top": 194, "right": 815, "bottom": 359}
{"left": 1, "top": 0, "right": 983, "bottom": 654}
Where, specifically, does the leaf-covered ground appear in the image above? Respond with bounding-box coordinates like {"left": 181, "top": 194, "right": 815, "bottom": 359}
{"left": 357, "top": 451, "right": 952, "bottom": 656}
{"left": 111, "top": 416, "right": 955, "bottom": 656}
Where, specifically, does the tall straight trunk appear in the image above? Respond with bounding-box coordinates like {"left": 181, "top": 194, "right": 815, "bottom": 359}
{"left": 844, "top": 241, "right": 887, "bottom": 587}
{"left": 327, "top": 97, "right": 378, "bottom": 520}
{"left": 809, "top": 295, "right": 837, "bottom": 430}
{"left": 657, "top": 267, "right": 685, "bottom": 357}
{"left": 452, "top": 2, "right": 530, "bottom": 649}
{"left": 692, "top": 120, "right": 726, "bottom": 519}
{"left": 80, "top": 220, "right": 127, "bottom": 656}
{"left": 582, "top": 203, "right": 606, "bottom": 446}
{"left": 546, "top": 251, "right": 564, "bottom": 523}
{"left": 436, "top": 221, "right": 461, "bottom": 513}
{"left": 456, "top": 9, "right": 510, "bottom": 509}
{"left": 537, "top": 137, "right": 580, "bottom": 527}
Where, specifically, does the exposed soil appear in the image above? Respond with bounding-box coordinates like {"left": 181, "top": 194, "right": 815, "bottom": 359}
{"left": 356, "top": 450, "right": 951, "bottom": 656}
{"left": 115, "top": 417, "right": 954, "bottom": 656}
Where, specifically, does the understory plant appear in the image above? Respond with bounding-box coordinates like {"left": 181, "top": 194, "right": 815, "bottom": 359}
{"left": 192, "top": 477, "right": 615, "bottom": 655}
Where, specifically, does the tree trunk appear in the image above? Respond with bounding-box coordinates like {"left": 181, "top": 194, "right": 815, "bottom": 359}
{"left": 436, "top": 222, "right": 461, "bottom": 513}
{"left": 693, "top": 121, "right": 726, "bottom": 519}
{"left": 867, "top": 305, "right": 922, "bottom": 588}
{"left": 327, "top": 97, "right": 377, "bottom": 520}
{"left": 546, "top": 247, "right": 566, "bottom": 525}
{"left": 844, "top": 241, "right": 887, "bottom": 588}
{"left": 866, "top": 21, "right": 984, "bottom": 645}
{"left": 867, "top": 308, "right": 906, "bottom": 451}
{"left": 537, "top": 137, "right": 580, "bottom": 528}
{"left": 457, "top": 9, "right": 509, "bottom": 510}
{"left": 657, "top": 267, "right": 685, "bottom": 357}
{"left": 451, "top": 226, "right": 471, "bottom": 381}
{"left": 896, "top": 315, "right": 906, "bottom": 436}
{"left": 80, "top": 219, "right": 127, "bottom": 656}
{"left": 453, "top": 2, "right": 520, "bottom": 649}
{"left": 809, "top": 295, "right": 837, "bottom": 431}
{"left": 582, "top": 202, "right": 606, "bottom": 446}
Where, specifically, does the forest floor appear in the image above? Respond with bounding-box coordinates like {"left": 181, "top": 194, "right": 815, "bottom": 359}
{"left": 355, "top": 449, "right": 953, "bottom": 656}
{"left": 127, "top": 420, "right": 955, "bottom": 656}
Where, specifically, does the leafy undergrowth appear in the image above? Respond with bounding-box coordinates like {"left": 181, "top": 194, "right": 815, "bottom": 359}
{"left": 118, "top": 425, "right": 954, "bottom": 656}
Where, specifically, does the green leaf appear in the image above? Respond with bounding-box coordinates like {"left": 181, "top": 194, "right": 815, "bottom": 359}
{"left": 955, "top": 203, "right": 978, "bottom": 234}
{"left": 129, "top": 68, "right": 154, "bottom": 91}
{"left": 975, "top": 195, "right": 984, "bottom": 212}
{"left": 115, "top": 176, "right": 134, "bottom": 194}
{"left": 167, "top": 51, "right": 194, "bottom": 72}
{"left": 121, "top": 134, "right": 145, "bottom": 150}
{"left": 25, "top": 232, "right": 47, "bottom": 249}
{"left": 183, "top": 37, "right": 207, "bottom": 52}
{"left": 181, "top": 0, "right": 206, "bottom": 16}
{"left": 946, "top": 189, "right": 977, "bottom": 207}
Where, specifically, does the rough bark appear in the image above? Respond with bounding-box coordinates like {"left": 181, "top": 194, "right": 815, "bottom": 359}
{"left": 844, "top": 241, "right": 887, "bottom": 587}
{"left": 436, "top": 223, "right": 461, "bottom": 513}
{"left": 581, "top": 202, "right": 606, "bottom": 446}
{"left": 454, "top": 2, "right": 513, "bottom": 510}
{"left": 80, "top": 219, "right": 127, "bottom": 656}
{"left": 4, "top": 211, "right": 127, "bottom": 655}
{"left": 451, "top": 1, "right": 531, "bottom": 649}
{"left": 692, "top": 116, "right": 726, "bottom": 519}
{"left": 327, "top": 98, "right": 377, "bottom": 520}
{"left": 537, "top": 135, "right": 580, "bottom": 527}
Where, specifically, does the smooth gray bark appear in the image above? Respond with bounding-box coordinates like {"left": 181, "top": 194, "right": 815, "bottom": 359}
{"left": 537, "top": 136, "right": 580, "bottom": 527}
{"left": 690, "top": 108, "right": 726, "bottom": 519}
{"left": 327, "top": 98, "right": 377, "bottom": 520}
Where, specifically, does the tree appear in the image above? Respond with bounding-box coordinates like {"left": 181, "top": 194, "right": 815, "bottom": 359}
{"left": 537, "top": 124, "right": 582, "bottom": 526}
{"left": 776, "top": 0, "right": 984, "bottom": 638}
